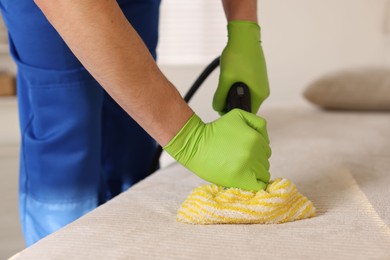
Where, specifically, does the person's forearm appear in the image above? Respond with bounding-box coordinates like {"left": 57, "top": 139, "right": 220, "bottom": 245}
{"left": 222, "top": 0, "right": 258, "bottom": 22}
{"left": 34, "top": 0, "right": 193, "bottom": 146}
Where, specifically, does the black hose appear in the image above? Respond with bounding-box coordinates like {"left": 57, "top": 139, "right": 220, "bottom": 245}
{"left": 148, "top": 56, "right": 221, "bottom": 175}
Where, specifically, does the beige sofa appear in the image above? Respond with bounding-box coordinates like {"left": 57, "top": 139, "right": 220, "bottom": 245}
{"left": 11, "top": 107, "right": 390, "bottom": 259}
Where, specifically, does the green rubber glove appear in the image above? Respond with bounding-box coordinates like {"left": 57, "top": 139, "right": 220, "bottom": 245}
{"left": 213, "top": 21, "right": 270, "bottom": 115}
{"left": 163, "top": 109, "right": 271, "bottom": 191}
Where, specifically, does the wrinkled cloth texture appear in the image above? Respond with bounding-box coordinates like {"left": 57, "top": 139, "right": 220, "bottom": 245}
{"left": 0, "top": 0, "right": 160, "bottom": 246}
{"left": 177, "top": 178, "right": 315, "bottom": 224}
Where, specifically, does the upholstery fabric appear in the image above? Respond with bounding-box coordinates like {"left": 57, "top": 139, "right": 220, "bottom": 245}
{"left": 11, "top": 107, "right": 390, "bottom": 259}
{"left": 304, "top": 68, "right": 390, "bottom": 110}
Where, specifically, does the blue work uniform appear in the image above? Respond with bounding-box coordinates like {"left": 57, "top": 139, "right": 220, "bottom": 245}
{"left": 0, "top": 0, "right": 160, "bottom": 246}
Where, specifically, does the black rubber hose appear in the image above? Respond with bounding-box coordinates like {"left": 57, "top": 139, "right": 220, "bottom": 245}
{"left": 148, "top": 56, "right": 221, "bottom": 175}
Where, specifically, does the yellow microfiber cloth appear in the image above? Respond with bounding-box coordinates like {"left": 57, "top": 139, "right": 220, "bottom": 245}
{"left": 177, "top": 178, "right": 316, "bottom": 224}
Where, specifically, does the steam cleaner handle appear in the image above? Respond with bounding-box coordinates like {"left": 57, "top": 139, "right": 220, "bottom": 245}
{"left": 224, "top": 82, "right": 252, "bottom": 113}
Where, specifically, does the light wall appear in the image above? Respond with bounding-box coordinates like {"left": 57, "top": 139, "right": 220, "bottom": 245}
{"left": 160, "top": 0, "right": 388, "bottom": 116}
{"left": 159, "top": 0, "right": 388, "bottom": 166}
{"left": 261, "top": 0, "right": 388, "bottom": 107}
{"left": 1, "top": 1, "right": 387, "bottom": 114}
{"left": 0, "top": 1, "right": 388, "bottom": 164}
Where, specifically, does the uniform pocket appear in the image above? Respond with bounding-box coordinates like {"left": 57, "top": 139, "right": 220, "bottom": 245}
{"left": 18, "top": 61, "right": 104, "bottom": 201}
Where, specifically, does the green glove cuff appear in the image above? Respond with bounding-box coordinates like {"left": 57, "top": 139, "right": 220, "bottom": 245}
{"left": 163, "top": 113, "right": 203, "bottom": 162}
{"left": 227, "top": 20, "right": 261, "bottom": 44}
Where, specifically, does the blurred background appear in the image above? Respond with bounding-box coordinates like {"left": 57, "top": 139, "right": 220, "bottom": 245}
{"left": 0, "top": 0, "right": 388, "bottom": 258}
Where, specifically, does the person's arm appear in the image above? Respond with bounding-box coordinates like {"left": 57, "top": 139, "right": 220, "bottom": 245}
{"left": 34, "top": 0, "right": 192, "bottom": 146}
{"left": 222, "top": 0, "right": 258, "bottom": 22}
{"left": 34, "top": 0, "right": 271, "bottom": 191}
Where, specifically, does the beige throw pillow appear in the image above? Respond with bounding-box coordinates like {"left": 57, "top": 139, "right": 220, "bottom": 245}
{"left": 303, "top": 68, "right": 390, "bottom": 110}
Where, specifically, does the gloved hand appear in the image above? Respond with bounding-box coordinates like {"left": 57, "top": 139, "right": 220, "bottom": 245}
{"left": 213, "top": 21, "right": 270, "bottom": 115}
{"left": 164, "top": 109, "right": 271, "bottom": 191}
